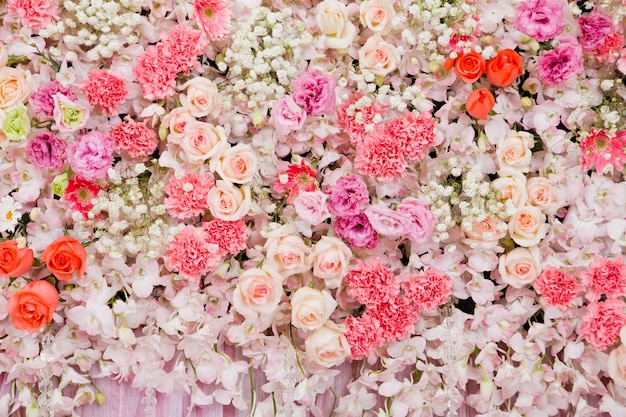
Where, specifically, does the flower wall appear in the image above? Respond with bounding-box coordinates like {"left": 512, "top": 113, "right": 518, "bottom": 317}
{"left": 0, "top": 0, "right": 625, "bottom": 416}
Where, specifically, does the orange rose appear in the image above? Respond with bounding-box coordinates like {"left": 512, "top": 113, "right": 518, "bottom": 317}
{"left": 486, "top": 49, "right": 523, "bottom": 87}
{"left": 466, "top": 88, "right": 495, "bottom": 120}
{"left": 0, "top": 241, "right": 34, "bottom": 277}
{"left": 42, "top": 236, "right": 87, "bottom": 280}
{"left": 8, "top": 280, "right": 59, "bottom": 333}
{"left": 446, "top": 51, "right": 485, "bottom": 83}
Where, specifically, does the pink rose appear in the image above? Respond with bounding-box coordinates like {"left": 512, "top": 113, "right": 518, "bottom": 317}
{"left": 211, "top": 144, "right": 258, "bottom": 184}
{"left": 162, "top": 108, "right": 196, "bottom": 144}
{"left": 271, "top": 95, "right": 307, "bottom": 135}
{"left": 358, "top": 35, "right": 400, "bottom": 77}
{"left": 526, "top": 177, "right": 560, "bottom": 215}
{"left": 496, "top": 131, "right": 534, "bottom": 173}
{"left": 291, "top": 287, "right": 337, "bottom": 331}
{"left": 180, "top": 121, "right": 228, "bottom": 163}
{"left": 311, "top": 236, "right": 352, "bottom": 288}
{"left": 292, "top": 70, "right": 336, "bottom": 116}
{"left": 508, "top": 206, "right": 547, "bottom": 247}
{"left": 492, "top": 171, "right": 528, "bottom": 214}
{"left": 232, "top": 266, "right": 284, "bottom": 323}
{"left": 264, "top": 235, "right": 312, "bottom": 277}
{"left": 514, "top": 0, "right": 564, "bottom": 42}
{"left": 206, "top": 181, "right": 251, "bottom": 221}
{"left": 397, "top": 198, "right": 436, "bottom": 242}
{"left": 293, "top": 191, "right": 331, "bottom": 225}
{"left": 304, "top": 321, "right": 350, "bottom": 368}
{"left": 359, "top": 0, "right": 395, "bottom": 34}
{"left": 364, "top": 204, "right": 411, "bottom": 239}
{"left": 498, "top": 247, "right": 542, "bottom": 289}
{"left": 462, "top": 217, "right": 507, "bottom": 250}
{"left": 179, "top": 77, "right": 221, "bottom": 118}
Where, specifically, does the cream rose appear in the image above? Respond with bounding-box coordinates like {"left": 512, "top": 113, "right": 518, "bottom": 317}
{"left": 161, "top": 107, "right": 196, "bottom": 144}
{"left": 360, "top": 0, "right": 395, "bottom": 34}
{"left": 609, "top": 344, "right": 626, "bottom": 387}
{"left": 180, "top": 78, "right": 222, "bottom": 119}
{"left": 316, "top": 0, "right": 357, "bottom": 50}
{"left": 496, "top": 130, "right": 534, "bottom": 173}
{"left": 0, "top": 67, "right": 32, "bottom": 109}
{"left": 508, "top": 205, "right": 547, "bottom": 247}
{"left": 358, "top": 34, "right": 400, "bottom": 76}
{"left": 462, "top": 217, "right": 507, "bottom": 250}
{"left": 526, "top": 177, "right": 560, "bottom": 215}
{"left": 304, "top": 321, "right": 350, "bottom": 368}
{"left": 180, "top": 121, "right": 228, "bottom": 163}
{"left": 498, "top": 247, "right": 542, "bottom": 289}
{"left": 492, "top": 170, "right": 528, "bottom": 212}
{"left": 312, "top": 236, "right": 352, "bottom": 288}
{"left": 291, "top": 287, "right": 337, "bottom": 331}
{"left": 0, "top": 43, "right": 8, "bottom": 68}
{"left": 232, "top": 266, "right": 284, "bottom": 321}
{"left": 265, "top": 234, "right": 311, "bottom": 277}
{"left": 207, "top": 181, "right": 251, "bottom": 221}
{"left": 211, "top": 143, "right": 258, "bottom": 184}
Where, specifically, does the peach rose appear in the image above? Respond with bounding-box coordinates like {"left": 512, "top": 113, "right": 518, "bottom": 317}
{"left": 161, "top": 107, "right": 196, "bottom": 144}
{"left": 498, "top": 247, "right": 542, "bottom": 288}
{"left": 232, "top": 266, "right": 284, "bottom": 321}
{"left": 360, "top": 0, "right": 395, "bottom": 34}
{"left": 508, "top": 206, "right": 547, "bottom": 247}
{"left": 358, "top": 35, "right": 400, "bottom": 76}
{"left": 304, "top": 321, "right": 350, "bottom": 368}
{"left": 0, "top": 67, "right": 32, "bottom": 109}
{"left": 311, "top": 236, "right": 352, "bottom": 288}
{"left": 0, "top": 240, "right": 34, "bottom": 278}
{"left": 265, "top": 234, "right": 312, "bottom": 277}
{"left": 180, "top": 121, "right": 228, "bottom": 163}
{"left": 0, "top": 42, "right": 7, "bottom": 68}
{"left": 207, "top": 181, "right": 251, "bottom": 221}
{"left": 316, "top": 0, "right": 357, "bottom": 49}
{"left": 8, "top": 280, "right": 59, "bottom": 333}
{"left": 211, "top": 143, "right": 258, "bottom": 184}
{"left": 608, "top": 344, "right": 626, "bottom": 387}
{"left": 496, "top": 130, "right": 534, "bottom": 173}
{"left": 492, "top": 170, "right": 528, "bottom": 211}
{"left": 526, "top": 177, "right": 560, "bottom": 215}
{"left": 291, "top": 287, "right": 337, "bottom": 331}
{"left": 180, "top": 78, "right": 222, "bottom": 119}
{"left": 42, "top": 236, "right": 87, "bottom": 280}
{"left": 462, "top": 217, "right": 507, "bottom": 250}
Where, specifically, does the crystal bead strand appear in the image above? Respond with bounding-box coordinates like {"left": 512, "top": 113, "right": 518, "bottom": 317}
{"left": 281, "top": 344, "right": 298, "bottom": 416}
{"left": 441, "top": 304, "right": 459, "bottom": 417}
{"left": 38, "top": 326, "right": 56, "bottom": 417}
{"left": 140, "top": 299, "right": 158, "bottom": 417}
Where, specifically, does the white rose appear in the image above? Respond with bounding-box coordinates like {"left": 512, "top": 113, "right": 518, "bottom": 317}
{"left": 608, "top": 344, "right": 626, "bottom": 387}
{"left": 0, "top": 67, "right": 32, "bottom": 109}
{"left": 180, "top": 121, "right": 228, "bottom": 162}
{"left": 311, "top": 236, "right": 352, "bottom": 288}
{"left": 211, "top": 143, "right": 258, "bottom": 184}
{"left": 496, "top": 130, "right": 534, "bottom": 173}
{"left": 498, "top": 247, "right": 542, "bottom": 288}
{"left": 291, "top": 287, "right": 337, "bottom": 331}
{"left": 232, "top": 266, "right": 284, "bottom": 321}
{"left": 526, "top": 177, "right": 560, "bottom": 215}
{"left": 304, "top": 321, "right": 350, "bottom": 368}
{"left": 316, "top": 0, "right": 357, "bottom": 49}
{"left": 207, "top": 181, "right": 251, "bottom": 221}
{"left": 360, "top": 0, "right": 395, "bottom": 34}
{"left": 508, "top": 205, "right": 547, "bottom": 247}
{"left": 180, "top": 77, "right": 222, "bottom": 119}
{"left": 358, "top": 34, "right": 400, "bottom": 76}
{"left": 264, "top": 234, "right": 312, "bottom": 277}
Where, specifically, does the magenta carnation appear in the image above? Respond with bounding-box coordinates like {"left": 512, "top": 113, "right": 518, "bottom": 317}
{"left": 334, "top": 212, "right": 378, "bottom": 249}
{"left": 292, "top": 70, "right": 337, "bottom": 116}
{"left": 25, "top": 132, "right": 67, "bottom": 170}
{"left": 29, "top": 81, "right": 77, "bottom": 116}
{"left": 327, "top": 175, "right": 369, "bottom": 217}
{"left": 538, "top": 37, "right": 584, "bottom": 86}
{"left": 514, "top": 0, "right": 564, "bottom": 42}
{"left": 578, "top": 12, "right": 614, "bottom": 50}
{"left": 66, "top": 131, "right": 114, "bottom": 181}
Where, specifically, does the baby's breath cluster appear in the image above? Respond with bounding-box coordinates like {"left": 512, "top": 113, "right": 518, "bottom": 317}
{"left": 220, "top": 7, "right": 313, "bottom": 112}
{"left": 78, "top": 165, "right": 173, "bottom": 259}
{"left": 39, "top": 0, "right": 144, "bottom": 62}
{"left": 421, "top": 158, "right": 514, "bottom": 243}
{"left": 405, "top": 0, "right": 479, "bottom": 65}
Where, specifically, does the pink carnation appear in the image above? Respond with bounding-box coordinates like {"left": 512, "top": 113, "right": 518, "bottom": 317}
{"left": 354, "top": 128, "right": 407, "bottom": 182}
{"left": 538, "top": 36, "right": 584, "bottom": 86}
{"left": 66, "top": 131, "right": 114, "bottom": 181}
{"left": 165, "top": 172, "right": 214, "bottom": 219}
{"left": 370, "top": 298, "right": 419, "bottom": 342}
{"left": 26, "top": 132, "right": 67, "bottom": 170}
{"left": 402, "top": 269, "right": 452, "bottom": 312}
{"left": 514, "top": 0, "right": 564, "bottom": 42}
{"left": 336, "top": 93, "right": 386, "bottom": 146}
{"left": 109, "top": 117, "right": 158, "bottom": 160}
{"left": 583, "top": 257, "right": 626, "bottom": 301}
{"left": 8, "top": 0, "right": 58, "bottom": 30}
{"left": 194, "top": 0, "right": 232, "bottom": 41}
{"left": 163, "top": 24, "right": 206, "bottom": 75}
{"left": 580, "top": 129, "right": 626, "bottom": 174}
{"left": 344, "top": 314, "right": 384, "bottom": 360}
{"left": 202, "top": 218, "right": 248, "bottom": 255}
{"left": 345, "top": 258, "right": 399, "bottom": 307}
{"left": 292, "top": 70, "right": 337, "bottom": 116}
{"left": 164, "top": 225, "right": 222, "bottom": 284}
{"left": 63, "top": 177, "right": 102, "bottom": 218}
{"left": 326, "top": 175, "right": 369, "bottom": 217}
{"left": 533, "top": 267, "right": 580, "bottom": 309}
{"left": 384, "top": 112, "right": 436, "bottom": 163}
{"left": 334, "top": 212, "right": 378, "bottom": 249}
{"left": 589, "top": 31, "right": 625, "bottom": 64}
{"left": 580, "top": 299, "right": 626, "bottom": 351}
{"left": 80, "top": 69, "right": 129, "bottom": 114}
{"left": 578, "top": 12, "right": 613, "bottom": 50}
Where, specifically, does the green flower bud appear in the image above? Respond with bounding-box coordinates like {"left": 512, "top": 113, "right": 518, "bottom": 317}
{"left": 51, "top": 173, "right": 69, "bottom": 197}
